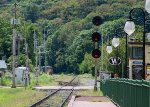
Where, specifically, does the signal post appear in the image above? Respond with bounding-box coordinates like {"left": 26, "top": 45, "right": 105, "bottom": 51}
{"left": 92, "top": 16, "right": 102, "bottom": 91}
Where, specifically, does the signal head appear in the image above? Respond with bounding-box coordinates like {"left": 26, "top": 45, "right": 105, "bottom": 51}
{"left": 92, "top": 16, "right": 102, "bottom": 26}
{"left": 92, "top": 32, "right": 101, "bottom": 42}
{"left": 92, "top": 49, "right": 101, "bottom": 58}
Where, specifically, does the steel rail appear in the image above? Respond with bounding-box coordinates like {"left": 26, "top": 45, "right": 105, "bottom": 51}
{"left": 59, "top": 76, "right": 79, "bottom": 107}
{"left": 29, "top": 76, "right": 77, "bottom": 107}
{"left": 59, "top": 89, "right": 74, "bottom": 107}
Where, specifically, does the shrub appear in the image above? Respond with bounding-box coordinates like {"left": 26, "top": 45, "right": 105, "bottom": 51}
{"left": 38, "top": 74, "right": 53, "bottom": 85}
{"left": 1, "top": 75, "right": 12, "bottom": 86}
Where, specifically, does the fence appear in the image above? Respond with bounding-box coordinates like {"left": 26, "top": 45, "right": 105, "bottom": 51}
{"left": 100, "top": 78, "right": 150, "bottom": 107}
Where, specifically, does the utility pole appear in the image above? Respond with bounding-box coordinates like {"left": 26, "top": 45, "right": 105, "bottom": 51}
{"left": 39, "top": 47, "right": 41, "bottom": 72}
{"left": 24, "top": 38, "right": 30, "bottom": 85}
{"left": 17, "top": 33, "right": 20, "bottom": 56}
{"left": 33, "top": 30, "right": 36, "bottom": 53}
{"left": 11, "top": 3, "right": 17, "bottom": 88}
{"left": 35, "top": 41, "right": 38, "bottom": 70}
{"left": 101, "top": 28, "right": 104, "bottom": 71}
{"left": 25, "top": 39, "right": 28, "bottom": 68}
{"left": 33, "top": 30, "right": 38, "bottom": 68}
{"left": 43, "top": 29, "right": 47, "bottom": 72}
{"left": 16, "top": 33, "right": 21, "bottom": 66}
{"left": 38, "top": 45, "right": 44, "bottom": 72}
{"left": 33, "top": 30, "right": 39, "bottom": 85}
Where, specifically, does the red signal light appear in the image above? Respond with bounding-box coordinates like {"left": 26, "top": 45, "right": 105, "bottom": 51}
{"left": 92, "top": 16, "right": 102, "bottom": 26}
{"left": 92, "top": 49, "right": 101, "bottom": 58}
{"left": 92, "top": 32, "right": 101, "bottom": 42}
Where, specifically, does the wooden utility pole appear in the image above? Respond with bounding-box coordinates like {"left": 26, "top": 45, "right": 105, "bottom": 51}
{"left": 43, "top": 29, "right": 47, "bottom": 72}
{"left": 33, "top": 30, "right": 38, "bottom": 85}
{"left": 11, "top": 3, "right": 17, "bottom": 88}
{"left": 33, "top": 30, "right": 36, "bottom": 53}
{"left": 33, "top": 30, "right": 38, "bottom": 68}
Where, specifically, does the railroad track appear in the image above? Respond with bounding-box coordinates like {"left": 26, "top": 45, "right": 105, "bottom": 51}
{"left": 29, "top": 76, "right": 78, "bottom": 107}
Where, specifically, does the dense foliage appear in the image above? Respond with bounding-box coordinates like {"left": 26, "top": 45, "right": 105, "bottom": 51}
{"left": 0, "top": 0, "right": 149, "bottom": 76}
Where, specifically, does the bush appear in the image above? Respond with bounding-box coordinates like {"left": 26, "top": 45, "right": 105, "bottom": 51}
{"left": 26, "top": 84, "right": 34, "bottom": 90}
{"left": 60, "top": 72, "right": 64, "bottom": 77}
{"left": 1, "top": 75, "right": 12, "bottom": 86}
{"left": 38, "top": 74, "right": 53, "bottom": 85}
{"left": 30, "top": 73, "right": 36, "bottom": 86}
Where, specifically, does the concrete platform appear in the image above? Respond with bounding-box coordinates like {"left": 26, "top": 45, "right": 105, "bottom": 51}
{"left": 0, "top": 86, "right": 23, "bottom": 88}
{"left": 68, "top": 96, "right": 117, "bottom": 107}
{"left": 0, "top": 86, "right": 10, "bottom": 88}
{"left": 34, "top": 86, "right": 93, "bottom": 90}
{"left": 71, "top": 101, "right": 117, "bottom": 107}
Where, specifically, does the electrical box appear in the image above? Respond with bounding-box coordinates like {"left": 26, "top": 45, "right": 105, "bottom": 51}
{"left": 15, "top": 67, "right": 29, "bottom": 85}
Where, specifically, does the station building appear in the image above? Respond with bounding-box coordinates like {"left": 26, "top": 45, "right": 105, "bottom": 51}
{"left": 128, "top": 38, "right": 150, "bottom": 80}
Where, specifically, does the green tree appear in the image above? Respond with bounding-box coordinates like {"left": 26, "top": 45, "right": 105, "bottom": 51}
{"left": 0, "top": 18, "right": 11, "bottom": 60}
{"left": 24, "top": 3, "right": 40, "bottom": 23}
{"left": 79, "top": 53, "right": 94, "bottom": 74}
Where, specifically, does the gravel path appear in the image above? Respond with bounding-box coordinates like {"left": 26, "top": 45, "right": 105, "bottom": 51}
{"left": 78, "top": 75, "right": 100, "bottom": 87}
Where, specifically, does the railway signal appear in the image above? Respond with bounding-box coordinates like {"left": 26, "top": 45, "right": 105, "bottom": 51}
{"left": 91, "top": 16, "right": 102, "bottom": 59}
{"left": 92, "top": 16, "right": 102, "bottom": 91}
{"left": 92, "top": 16, "right": 102, "bottom": 26}
{"left": 92, "top": 49, "right": 101, "bottom": 58}
{"left": 92, "top": 32, "right": 101, "bottom": 42}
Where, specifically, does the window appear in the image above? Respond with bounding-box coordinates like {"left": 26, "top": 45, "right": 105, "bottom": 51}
{"left": 131, "top": 47, "right": 143, "bottom": 59}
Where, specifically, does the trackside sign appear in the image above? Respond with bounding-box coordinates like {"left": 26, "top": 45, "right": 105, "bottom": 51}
{"left": 109, "top": 57, "right": 121, "bottom": 65}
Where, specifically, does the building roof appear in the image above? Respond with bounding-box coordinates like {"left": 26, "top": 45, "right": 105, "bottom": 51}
{"left": 0, "top": 60, "right": 7, "bottom": 69}
{"left": 128, "top": 42, "right": 150, "bottom": 45}
{"left": 128, "top": 42, "right": 150, "bottom": 47}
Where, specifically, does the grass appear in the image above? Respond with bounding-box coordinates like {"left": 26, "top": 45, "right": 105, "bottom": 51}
{"left": 34, "top": 73, "right": 94, "bottom": 86}
{"left": 2, "top": 73, "right": 93, "bottom": 86}
{"left": 0, "top": 74, "right": 103, "bottom": 106}
{"left": 31, "top": 73, "right": 57, "bottom": 86}
{"left": 0, "top": 88, "right": 46, "bottom": 107}
{"left": 31, "top": 74, "right": 75, "bottom": 86}
{"left": 54, "top": 74, "right": 75, "bottom": 82}
{"left": 1, "top": 74, "right": 12, "bottom": 86}
{"left": 78, "top": 74, "right": 95, "bottom": 85}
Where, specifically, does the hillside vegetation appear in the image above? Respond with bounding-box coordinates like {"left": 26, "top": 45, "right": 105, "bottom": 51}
{"left": 0, "top": 0, "right": 149, "bottom": 75}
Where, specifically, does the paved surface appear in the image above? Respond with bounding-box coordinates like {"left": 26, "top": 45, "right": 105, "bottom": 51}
{"left": 0, "top": 85, "right": 94, "bottom": 90}
{"left": 34, "top": 86, "right": 93, "bottom": 90}
{"left": 75, "top": 96, "right": 110, "bottom": 102}
{"left": 68, "top": 96, "right": 117, "bottom": 107}
{"left": 0, "top": 86, "right": 11, "bottom": 88}
{"left": 72, "top": 101, "right": 116, "bottom": 107}
{"left": 0, "top": 86, "right": 24, "bottom": 88}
